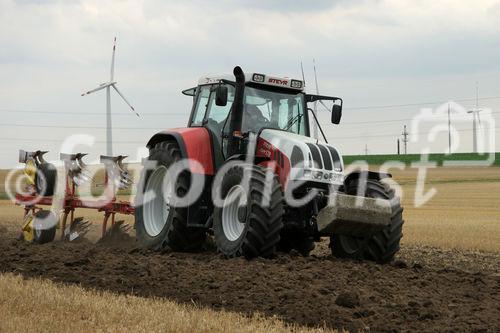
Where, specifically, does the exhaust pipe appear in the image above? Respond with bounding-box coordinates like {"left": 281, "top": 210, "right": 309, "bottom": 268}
{"left": 227, "top": 66, "right": 245, "bottom": 157}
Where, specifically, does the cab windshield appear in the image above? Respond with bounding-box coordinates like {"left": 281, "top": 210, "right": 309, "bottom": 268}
{"left": 241, "top": 86, "right": 307, "bottom": 136}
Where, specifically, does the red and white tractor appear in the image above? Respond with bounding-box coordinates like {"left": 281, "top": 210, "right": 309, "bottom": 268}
{"left": 135, "top": 66, "right": 404, "bottom": 261}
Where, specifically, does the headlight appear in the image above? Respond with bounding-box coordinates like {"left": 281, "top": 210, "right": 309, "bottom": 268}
{"left": 252, "top": 73, "right": 265, "bottom": 83}
{"left": 290, "top": 80, "right": 303, "bottom": 89}
{"left": 313, "top": 171, "right": 323, "bottom": 179}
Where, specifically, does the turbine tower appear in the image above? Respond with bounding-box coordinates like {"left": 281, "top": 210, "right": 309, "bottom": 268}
{"left": 467, "top": 82, "right": 482, "bottom": 153}
{"left": 81, "top": 37, "right": 139, "bottom": 156}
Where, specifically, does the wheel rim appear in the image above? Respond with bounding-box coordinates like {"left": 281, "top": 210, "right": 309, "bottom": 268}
{"left": 222, "top": 185, "right": 247, "bottom": 241}
{"left": 143, "top": 166, "right": 171, "bottom": 237}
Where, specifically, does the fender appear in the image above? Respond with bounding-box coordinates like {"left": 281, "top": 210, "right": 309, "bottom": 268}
{"left": 255, "top": 137, "right": 291, "bottom": 188}
{"left": 146, "top": 128, "right": 214, "bottom": 175}
{"left": 223, "top": 138, "right": 290, "bottom": 188}
{"left": 344, "top": 170, "right": 392, "bottom": 187}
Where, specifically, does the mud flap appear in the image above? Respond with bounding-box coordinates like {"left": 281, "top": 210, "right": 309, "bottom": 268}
{"left": 316, "top": 193, "right": 392, "bottom": 237}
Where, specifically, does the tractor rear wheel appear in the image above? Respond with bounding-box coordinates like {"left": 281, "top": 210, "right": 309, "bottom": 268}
{"left": 135, "top": 141, "right": 206, "bottom": 252}
{"left": 330, "top": 179, "right": 404, "bottom": 263}
{"left": 213, "top": 164, "right": 283, "bottom": 259}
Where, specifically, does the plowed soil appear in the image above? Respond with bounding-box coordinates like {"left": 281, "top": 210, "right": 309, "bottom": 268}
{"left": 0, "top": 229, "right": 499, "bottom": 333}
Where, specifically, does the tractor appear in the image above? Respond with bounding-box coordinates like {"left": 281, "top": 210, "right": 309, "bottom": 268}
{"left": 135, "top": 66, "right": 404, "bottom": 262}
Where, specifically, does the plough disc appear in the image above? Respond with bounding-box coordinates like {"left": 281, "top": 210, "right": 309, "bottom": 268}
{"left": 99, "top": 220, "right": 132, "bottom": 244}
{"left": 100, "top": 155, "right": 133, "bottom": 189}
{"left": 64, "top": 217, "right": 92, "bottom": 242}
{"left": 60, "top": 153, "right": 91, "bottom": 186}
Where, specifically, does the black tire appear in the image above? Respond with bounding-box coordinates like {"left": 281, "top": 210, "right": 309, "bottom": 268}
{"left": 213, "top": 164, "right": 283, "bottom": 259}
{"left": 330, "top": 179, "right": 404, "bottom": 263}
{"left": 35, "top": 162, "right": 57, "bottom": 196}
{"left": 277, "top": 232, "right": 315, "bottom": 256}
{"left": 32, "top": 210, "right": 57, "bottom": 244}
{"left": 135, "top": 141, "right": 206, "bottom": 252}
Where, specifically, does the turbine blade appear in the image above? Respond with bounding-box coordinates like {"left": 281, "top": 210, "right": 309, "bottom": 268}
{"left": 81, "top": 84, "right": 107, "bottom": 96}
{"left": 110, "top": 37, "right": 116, "bottom": 81}
{"left": 112, "top": 84, "right": 139, "bottom": 117}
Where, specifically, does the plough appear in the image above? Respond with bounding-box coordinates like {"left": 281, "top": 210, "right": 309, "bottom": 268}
{"left": 15, "top": 150, "right": 134, "bottom": 243}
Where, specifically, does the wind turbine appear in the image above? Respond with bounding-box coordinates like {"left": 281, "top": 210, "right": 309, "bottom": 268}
{"left": 467, "top": 82, "right": 482, "bottom": 153}
{"left": 81, "top": 37, "right": 139, "bottom": 156}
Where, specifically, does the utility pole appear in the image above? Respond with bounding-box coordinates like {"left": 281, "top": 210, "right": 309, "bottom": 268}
{"left": 447, "top": 103, "right": 452, "bottom": 154}
{"left": 402, "top": 125, "right": 409, "bottom": 155}
{"left": 397, "top": 139, "right": 400, "bottom": 155}
{"left": 364, "top": 144, "right": 369, "bottom": 156}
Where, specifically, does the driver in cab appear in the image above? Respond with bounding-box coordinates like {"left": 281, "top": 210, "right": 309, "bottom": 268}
{"left": 241, "top": 104, "right": 269, "bottom": 133}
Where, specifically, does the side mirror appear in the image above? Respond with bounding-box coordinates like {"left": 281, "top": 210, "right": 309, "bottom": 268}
{"left": 331, "top": 104, "right": 342, "bottom": 124}
{"left": 215, "top": 84, "right": 228, "bottom": 106}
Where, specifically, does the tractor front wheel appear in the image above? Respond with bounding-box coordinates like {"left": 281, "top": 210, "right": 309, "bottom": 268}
{"left": 330, "top": 178, "right": 404, "bottom": 263}
{"left": 213, "top": 164, "right": 283, "bottom": 259}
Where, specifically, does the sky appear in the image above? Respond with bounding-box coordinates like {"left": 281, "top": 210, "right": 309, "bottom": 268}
{"left": 1, "top": 0, "right": 499, "bottom": 168}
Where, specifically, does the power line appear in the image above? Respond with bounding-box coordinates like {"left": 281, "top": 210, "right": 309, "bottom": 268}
{"left": 338, "top": 110, "right": 500, "bottom": 126}
{"left": 2, "top": 126, "right": 498, "bottom": 144}
{"left": 0, "top": 109, "right": 185, "bottom": 116}
{"left": 0, "top": 123, "right": 164, "bottom": 130}
{"left": 326, "top": 126, "right": 500, "bottom": 140}
{"left": 343, "top": 96, "right": 500, "bottom": 110}
{"left": 0, "top": 137, "right": 144, "bottom": 144}
{"left": 1, "top": 110, "right": 498, "bottom": 130}
{"left": 2, "top": 95, "right": 500, "bottom": 117}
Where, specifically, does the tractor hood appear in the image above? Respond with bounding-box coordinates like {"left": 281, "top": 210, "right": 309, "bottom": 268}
{"left": 259, "top": 129, "right": 344, "bottom": 186}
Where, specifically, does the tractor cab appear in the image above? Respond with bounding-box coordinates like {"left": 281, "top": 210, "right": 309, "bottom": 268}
{"left": 183, "top": 67, "right": 343, "bottom": 172}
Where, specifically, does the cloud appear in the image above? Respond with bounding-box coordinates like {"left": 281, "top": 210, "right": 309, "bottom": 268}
{"left": 0, "top": 0, "right": 499, "bottom": 167}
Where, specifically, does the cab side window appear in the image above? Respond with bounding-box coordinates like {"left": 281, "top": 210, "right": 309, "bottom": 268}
{"left": 191, "top": 85, "right": 211, "bottom": 126}
{"left": 205, "top": 84, "right": 235, "bottom": 167}
{"left": 206, "top": 84, "right": 235, "bottom": 132}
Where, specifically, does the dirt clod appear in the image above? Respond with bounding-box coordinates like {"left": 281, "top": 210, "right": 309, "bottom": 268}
{"left": 335, "top": 292, "right": 360, "bottom": 308}
{"left": 392, "top": 259, "right": 408, "bottom": 268}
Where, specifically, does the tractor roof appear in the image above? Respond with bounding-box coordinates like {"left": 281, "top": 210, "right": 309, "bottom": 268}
{"left": 198, "top": 72, "right": 304, "bottom": 91}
